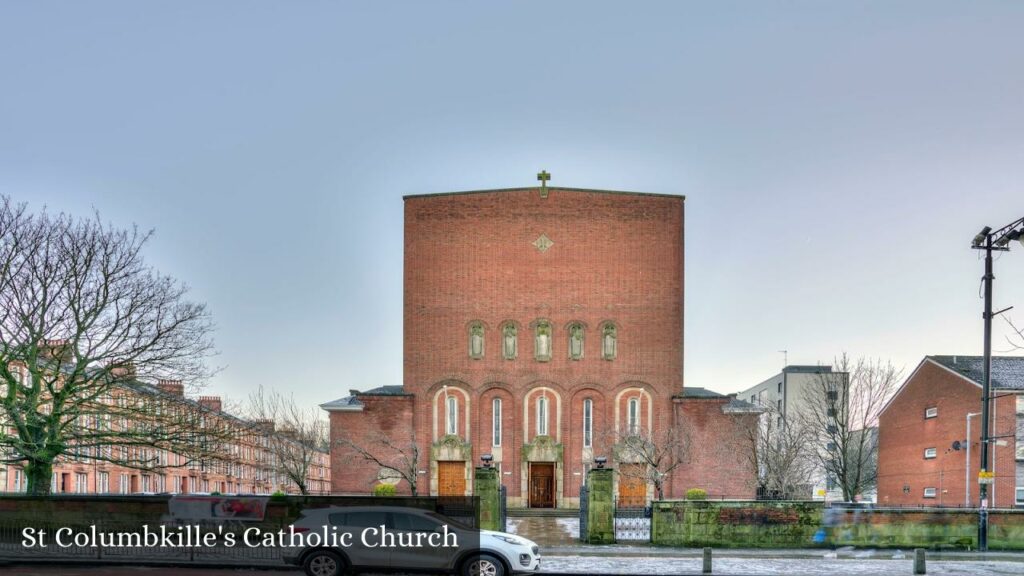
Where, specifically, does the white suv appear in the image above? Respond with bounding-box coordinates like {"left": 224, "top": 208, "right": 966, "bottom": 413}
{"left": 282, "top": 506, "right": 540, "bottom": 576}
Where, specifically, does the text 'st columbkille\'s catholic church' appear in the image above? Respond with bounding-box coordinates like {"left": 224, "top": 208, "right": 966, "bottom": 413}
{"left": 322, "top": 173, "right": 761, "bottom": 508}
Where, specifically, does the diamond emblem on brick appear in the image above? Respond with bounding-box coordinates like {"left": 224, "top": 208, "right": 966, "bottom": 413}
{"left": 533, "top": 234, "right": 554, "bottom": 253}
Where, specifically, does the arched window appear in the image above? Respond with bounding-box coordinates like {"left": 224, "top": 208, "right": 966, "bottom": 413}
{"left": 492, "top": 398, "right": 502, "bottom": 447}
{"left": 601, "top": 323, "right": 617, "bottom": 360}
{"left": 468, "top": 322, "right": 484, "bottom": 359}
{"left": 502, "top": 322, "right": 517, "bottom": 360}
{"left": 627, "top": 397, "right": 639, "bottom": 434}
{"left": 535, "top": 321, "right": 552, "bottom": 362}
{"left": 568, "top": 323, "right": 584, "bottom": 360}
{"left": 583, "top": 399, "right": 593, "bottom": 448}
{"left": 537, "top": 396, "right": 549, "bottom": 436}
{"left": 446, "top": 396, "right": 458, "bottom": 435}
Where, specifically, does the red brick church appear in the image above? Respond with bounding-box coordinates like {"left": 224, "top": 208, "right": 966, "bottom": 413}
{"left": 323, "top": 181, "right": 759, "bottom": 507}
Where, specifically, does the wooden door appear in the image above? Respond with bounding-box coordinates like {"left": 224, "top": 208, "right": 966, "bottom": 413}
{"left": 618, "top": 464, "right": 647, "bottom": 508}
{"left": 437, "top": 461, "right": 466, "bottom": 496}
{"left": 529, "top": 463, "right": 555, "bottom": 508}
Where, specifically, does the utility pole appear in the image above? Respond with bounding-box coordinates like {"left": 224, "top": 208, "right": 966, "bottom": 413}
{"left": 970, "top": 217, "right": 1024, "bottom": 551}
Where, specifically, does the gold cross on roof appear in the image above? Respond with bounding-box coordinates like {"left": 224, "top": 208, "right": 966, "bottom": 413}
{"left": 537, "top": 170, "right": 551, "bottom": 198}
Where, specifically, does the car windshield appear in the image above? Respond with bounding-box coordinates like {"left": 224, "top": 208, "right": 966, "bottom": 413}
{"left": 424, "top": 512, "right": 475, "bottom": 531}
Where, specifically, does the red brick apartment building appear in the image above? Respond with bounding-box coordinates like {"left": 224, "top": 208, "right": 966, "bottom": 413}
{"left": 2, "top": 376, "right": 330, "bottom": 496}
{"left": 323, "top": 185, "right": 760, "bottom": 507}
{"left": 877, "top": 356, "right": 1024, "bottom": 508}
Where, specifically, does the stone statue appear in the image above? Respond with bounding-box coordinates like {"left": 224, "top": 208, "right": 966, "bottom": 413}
{"left": 469, "top": 324, "right": 484, "bottom": 358}
{"left": 503, "top": 324, "right": 517, "bottom": 359}
{"left": 602, "top": 324, "right": 616, "bottom": 360}
{"left": 569, "top": 324, "right": 584, "bottom": 359}
{"left": 535, "top": 323, "right": 551, "bottom": 360}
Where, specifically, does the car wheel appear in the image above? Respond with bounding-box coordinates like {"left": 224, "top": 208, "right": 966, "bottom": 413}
{"left": 463, "top": 553, "right": 505, "bottom": 576}
{"left": 304, "top": 550, "right": 345, "bottom": 576}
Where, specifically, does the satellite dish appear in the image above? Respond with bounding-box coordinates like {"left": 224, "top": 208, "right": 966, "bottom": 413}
{"left": 952, "top": 440, "right": 962, "bottom": 451}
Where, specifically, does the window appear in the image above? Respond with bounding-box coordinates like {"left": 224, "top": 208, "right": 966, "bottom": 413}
{"left": 750, "top": 395, "right": 756, "bottom": 404}
{"left": 119, "top": 474, "right": 129, "bottom": 494}
{"left": 189, "top": 477, "right": 197, "bottom": 493}
{"left": 923, "top": 487, "right": 937, "bottom": 498}
{"left": 777, "top": 382, "right": 782, "bottom": 394}
{"left": 97, "top": 472, "right": 109, "bottom": 494}
{"left": 492, "top": 398, "right": 502, "bottom": 447}
{"left": 468, "top": 322, "right": 484, "bottom": 359}
{"left": 925, "top": 407, "right": 938, "bottom": 419}
{"left": 628, "top": 398, "right": 640, "bottom": 434}
{"left": 583, "top": 399, "right": 593, "bottom": 448}
{"left": 601, "top": 323, "right": 617, "bottom": 360}
{"left": 74, "top": 473, "right": 88, "bottom": 494}
{"left": 568, "top": 323, "right": 584, "bottom": 360}
{"left": 1016, "top": 488, "right": 1024, "bottom": 506}
{"left": 537, "top": 396, "right": 549, "bottom": 436}
{"left": 924, "top": 447, "right": 937, "bottom": 459}
{"left": 446, "top": 396, "right": 458, "bottom": 436}
{"left": 777, "top": 399, "right": 782, "bottom": 411}
{"left": 13, "top": 469, "right": 26, "bottom": 492}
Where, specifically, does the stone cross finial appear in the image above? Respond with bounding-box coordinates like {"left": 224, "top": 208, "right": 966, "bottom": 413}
{"left": 537, "top": 170, "right": 551, "bottom": 198}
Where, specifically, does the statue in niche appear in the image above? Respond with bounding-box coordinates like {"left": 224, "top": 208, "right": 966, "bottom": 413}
{"left": 569, "top": 324, "right": 584, "bottom": 360}
{"left": 469, "top": 323, "right": 484, "bottom": 359}
{"left": 535, "top": 323, "right": 552, "bottom": 361}
{"left": 602, "top": 324, "right": 617, "bottom": 360}
{"left": 502, "top": 323, "right": 517, "bottom": 359}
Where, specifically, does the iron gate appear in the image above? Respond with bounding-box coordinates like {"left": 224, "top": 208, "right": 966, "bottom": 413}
{"left": 613, "top": 497, "right": 651, "bottom": 541}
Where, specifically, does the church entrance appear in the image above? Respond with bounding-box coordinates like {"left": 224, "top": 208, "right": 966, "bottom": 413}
{"left": 617, "top": 464, "right": 647, "bottom": 508}
{"left": 528, "top": 462, "right": 555, "bottom": 508}
{"left": 437, "top": 461, "right": 466, "bottom": 496}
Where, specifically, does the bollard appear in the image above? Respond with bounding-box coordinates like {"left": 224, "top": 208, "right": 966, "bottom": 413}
{"left": 913, "top": 548, "right": 926, "bottom": 575}
{"left": 703, "top": 547, "right": 712, "bottom": 574}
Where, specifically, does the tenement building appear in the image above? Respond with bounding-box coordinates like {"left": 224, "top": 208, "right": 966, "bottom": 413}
{"left": 323, "top": 182, "right": 759, "bottom": 507}
{"left": 877, "top": 355, "right": 1024, "bottom": 508}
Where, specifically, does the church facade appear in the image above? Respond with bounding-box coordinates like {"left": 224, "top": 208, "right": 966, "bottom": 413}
{"left": 323, "top": 185, "right": 759, "bottom": 507}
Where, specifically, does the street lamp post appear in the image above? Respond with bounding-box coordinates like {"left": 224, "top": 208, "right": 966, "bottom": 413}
{"left": 970, "top": 217, "right": 1024, "bottom": 551}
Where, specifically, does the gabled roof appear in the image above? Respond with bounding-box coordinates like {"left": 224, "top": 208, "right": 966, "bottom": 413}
{"left": 359, "top": 385, "right": 410, "bottom": 396}
{"left": 880, "top": 355, "right": 1024, "bottom": 418}
{"left": 674, "top": 387, "right": 763, "bottom": 414}
{"left": 678, "top": 387, "right": 724, "bottom": 399}
{"left": 927, "top": 355, "right": 1024, "bottom": 390}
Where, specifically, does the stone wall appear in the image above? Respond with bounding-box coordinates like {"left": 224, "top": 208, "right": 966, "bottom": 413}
{"left": 651, "top": 501, "right": 1024, "bottom": 550}
{"left": 651, "top": 500, "right": 823, "bottom": 548}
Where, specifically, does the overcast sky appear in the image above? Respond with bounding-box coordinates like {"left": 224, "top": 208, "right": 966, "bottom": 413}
{"left": 1, "top": 1, "right": 1022, "bottom": 411}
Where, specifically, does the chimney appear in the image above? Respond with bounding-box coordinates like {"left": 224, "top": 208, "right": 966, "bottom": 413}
{"left": 157, "top": 380, "right": 185, "bottom": 397}
{"left": 254, "top": 419, "right": 275, "bottom": 434}
{"left": 198, "top": 396, "right": 222, "bottom": 412}
{"left": 38, "top": 339, "right": 74, "bottom": 363}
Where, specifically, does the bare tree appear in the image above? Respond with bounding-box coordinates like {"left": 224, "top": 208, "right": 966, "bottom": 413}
{"left": 0, "top": 197, "right": 221, "bottom": 495}
{"left": 609, "top": 425, "right": 691, "bottom": 502}
{"left": 731, "top": 404, "right": 817, "bottom": 499}
{"left": 334, "top": 430, "right": 421, "bottom": 496}
{"left": 800, "top": 354, "right": 900, "bottom": 502}
{"left": 246, "top": 386, "right": 328, "bottom": 495}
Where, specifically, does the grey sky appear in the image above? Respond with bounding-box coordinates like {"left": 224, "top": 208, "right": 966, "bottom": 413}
{"left": 1, "top": 1, "right": 1021, "bottom": 411}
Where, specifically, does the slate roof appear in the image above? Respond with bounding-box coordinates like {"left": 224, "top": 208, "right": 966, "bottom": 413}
{"left": 678, "top": 387, "right": 725, "bottom": 398}
{"left": 319, "top": 395, "right": 364, "bottom": 411}
{"left": 928, "top": 355, "right": 1024, "bottom": 390}
{"left": 359, "top": 385, "right": 410, "bottom": 396}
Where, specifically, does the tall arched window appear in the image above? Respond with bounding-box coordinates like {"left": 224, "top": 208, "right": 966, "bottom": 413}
{"left": 583, "top": 399, "right": 593, "bottom": 448}
{"left": 492, "top": 398, "right": 502, "bottom": 447}
{"left": 446, "top": 396, "right": 458, "bottom": 435}
{"left": 627, "top": 397, "right": 639, "bottom": 434}
{"left": 537, "top": 396, "right": 549, "bottom": 436}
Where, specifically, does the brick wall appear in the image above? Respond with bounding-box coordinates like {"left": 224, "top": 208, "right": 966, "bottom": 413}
{"left": 878, "top": 359, "right": 1018, "bottom": 507}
